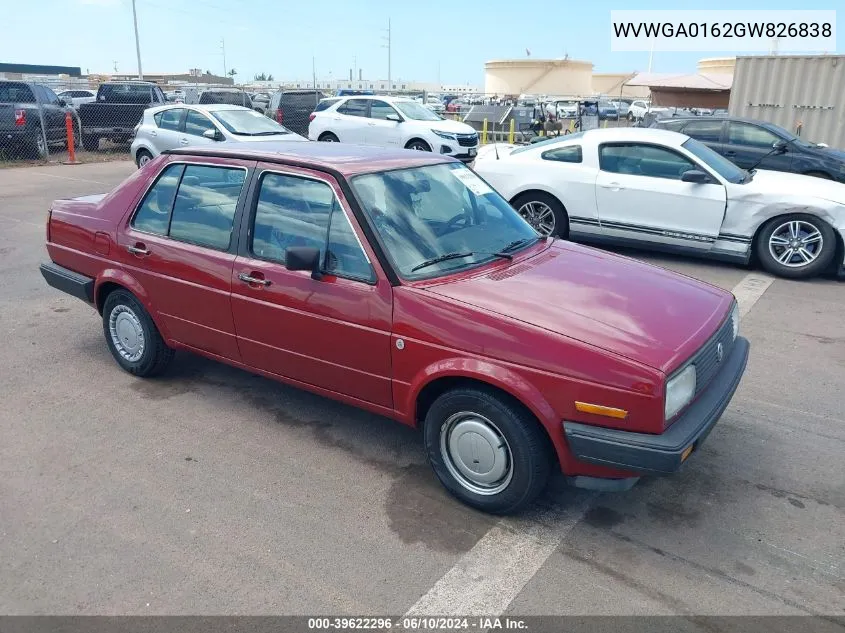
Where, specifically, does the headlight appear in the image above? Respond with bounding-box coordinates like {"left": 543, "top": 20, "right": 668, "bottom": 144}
{"left": 730, "top": 303, "right": 740, "bottom": 340}
{"left": 665, "top": 365, "right": 696, "bottom": 421}
{"left": 432, "top": 129, "right": 456, "bottom": 140}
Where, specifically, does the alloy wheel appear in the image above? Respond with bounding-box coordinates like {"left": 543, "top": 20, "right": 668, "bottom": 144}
{"left": 517, "top": 200, "right": 556, "bottom": 236}
{"left": 768, "top": 220, "right": 824, "bottom": 268}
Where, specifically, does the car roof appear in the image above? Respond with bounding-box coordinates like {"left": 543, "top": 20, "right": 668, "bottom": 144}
{"left": 335, "top": 95, "right": 415, "bottom": 103}
{"left": 578, "top": 127, "right": 689, "bottom": 146}
{"left": 166, "top": 141, "right": 457, "bottom": 177}
{"left": 656, "top": 115, "right": 760, "bottom": 125}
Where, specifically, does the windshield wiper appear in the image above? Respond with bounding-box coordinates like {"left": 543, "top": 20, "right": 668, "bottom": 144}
{"left": 499, "top": 236, "right": 540, "bottom": 253}
{"left": 411, "top": 252, "right": 474, "bottom": 272}
{"left": 411, "top": 250, "right": 513, "bottom": 273}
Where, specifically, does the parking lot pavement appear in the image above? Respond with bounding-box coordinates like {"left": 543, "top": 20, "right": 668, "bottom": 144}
{"left": 0, "top": 162, "right": 843, "bottom": 617}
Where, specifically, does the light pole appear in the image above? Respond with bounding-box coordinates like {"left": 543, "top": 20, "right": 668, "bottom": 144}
{"left": 381, "top": 19, "right": 391, "bottom": 92}
{"left": 131, "top": 0, "right": 143, "bottom": 80}
{"left": 221, "top": 38, "right": 227, "bottom": 79}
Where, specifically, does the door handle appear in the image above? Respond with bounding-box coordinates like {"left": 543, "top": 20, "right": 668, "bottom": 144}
{"left": 127, "top": 243, "right": 150, "bottom": 256}
{"left": 600, "top": 182, "right": 624, "bottom": 190}
{"left": 367, "top": 122, "right": 376, "bottom": 126}
{"left": 180, "top": 138, "right": 189, "bottom": 145}
{"left": 150, "top": 130, "right": 157, "bottom": 136}
{"left": 238, "top": 272, "right": 271, "bottom": 287}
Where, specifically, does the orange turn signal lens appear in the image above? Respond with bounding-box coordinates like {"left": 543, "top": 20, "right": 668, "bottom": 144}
{"left": 574, "top": 401, "right": 628, "bottom": 420}
{"left": 681, "top": 445, "right": 695, "bottom": 462}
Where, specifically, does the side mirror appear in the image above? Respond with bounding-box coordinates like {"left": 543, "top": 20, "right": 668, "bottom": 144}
{"left": 285, "top": 246, "right": 322, "bottom": 280}
{"left": 681, "top": 169, "right": 711, "bottom": 183}
{"left": 59, "top": 99, "right": 69, "bottom": 107}
{"left": 773, "top": 140, "right": 788, "bottom": 154}
{"left": 385, "top": 114, "right": 402, "bottom": 123}
{"left": 202, "top": 128, "right": 221, "bottom": 141}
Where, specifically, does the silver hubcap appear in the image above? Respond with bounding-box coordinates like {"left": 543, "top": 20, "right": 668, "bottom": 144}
{"left": 411, "top": 143, "right": 427, "bottom": 151}
{"left": 108, "top": 305, "right": 145, "bottom": 362}
{"left": 768, "top": 220, "right": 823, "bottom": 268}
{"left": 139, "top": 153, "right": 151, "bottom": 165}
{"left": 37, "top": 135, "right": 46, "bottom": 156}
{"left": 518, "top": 201, "right": 556, "bottom": 236}
{"left": 440, "top": 412, "right": 513, "bottom": 496}
{"left": 322, "top": 136, "right": 336, "bottom": 142}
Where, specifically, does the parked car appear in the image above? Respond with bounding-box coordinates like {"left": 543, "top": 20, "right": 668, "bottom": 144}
{"left": 611, "top": 100, "right": 630, "bottom": 117}
{"left": 472, "top": 128, "right": 845, "bottom": 279}
{"left": 198, "top": 89, "right": 253, "bottom": 109}
{"left": 627, "top": 100, "right": 672, "bottom": 122}
{"left": 56, "top": 89, "right": 96, "bottom": 108}
{"left": 78, "top": 81, "right": 167, "bottom": 151}
{"left": 598, "top": 100, "right": 619, "bottom": 121}
{"left": 651, "top": 116, "right": 845, "bottom": 183}
{"left": 39, "top": 141, "right": 749, "bottom": 514}
{"left": 0, "top": 80, "right": 77, "bottom": 158}
{"left": 424, "top": 96, "right": 445, "bottom": 114}
{"left": 309, "top": 95, "right": 479, "bottom": 162}
{"left": 267, "top": 89, "right": 327, "bottom": 136}
{"left": 250, "top": 92, "right": 271, "bottom": 114}
{"left": 129, "top": 104, "right": 307, "bottom": 167}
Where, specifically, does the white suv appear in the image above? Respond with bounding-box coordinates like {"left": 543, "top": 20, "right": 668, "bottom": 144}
{"left": 308, "top": 95, "right": 479, "bottom": 162}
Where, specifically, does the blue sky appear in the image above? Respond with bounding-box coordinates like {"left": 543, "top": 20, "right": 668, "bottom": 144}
{"left": 3, "top": 0, "right": 840, "bottom": 84}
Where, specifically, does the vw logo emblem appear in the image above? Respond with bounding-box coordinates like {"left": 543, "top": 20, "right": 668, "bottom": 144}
{"left": 716, "top": 342, "right": 724, "bottom": 363}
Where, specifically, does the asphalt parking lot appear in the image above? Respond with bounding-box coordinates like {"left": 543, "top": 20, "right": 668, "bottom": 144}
{"left": 0, "top": 162, "right": 843, "bottom": 621}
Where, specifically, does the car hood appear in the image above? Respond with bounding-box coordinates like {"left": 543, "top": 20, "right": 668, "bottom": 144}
{"left": 425, "top": 241, "right": 732, "bottom": 373}
{"left": 741, "top": 169, "right": 845, "bottom": 204}
{"left": 428, "top": 119, "right": 476, "bottom": 135}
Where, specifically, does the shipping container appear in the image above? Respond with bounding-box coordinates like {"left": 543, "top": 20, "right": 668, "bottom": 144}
{"left": 729, "top": 55, "right": 845, "bottom": 150}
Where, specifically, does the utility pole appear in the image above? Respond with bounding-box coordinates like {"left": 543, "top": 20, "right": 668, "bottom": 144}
{"left": 381, "top": 19, "right": 391, "bottom": 92}
{"left": 648, "top": 38, "right": 655, "bottom": 72}
{"left": 221, "top": 38, "right": 227, "bottom": 78}
{"left": 113, "top": 60, "right": 118, "bottom": 74}
{"left": 312, "top": 56, "right": 317, "bottom": 92}
{"left": 131, "top": 0, "right": 143, "bottom": 80}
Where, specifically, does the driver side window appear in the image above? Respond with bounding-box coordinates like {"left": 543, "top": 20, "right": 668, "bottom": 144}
{"left": 599, "top": 143, "right": 696, "bottom": 180}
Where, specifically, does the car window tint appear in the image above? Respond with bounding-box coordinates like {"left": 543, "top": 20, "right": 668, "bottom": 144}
{"left": 337, "top": 98, "right": 369, "bottom": 117}
{"left": 131, "top": 164, "right": 184, "bottom": 235}
{"left": 154, "top": 108, "right": 183, "bottom": 131}
{"left": 325, "top": 206, "right": 375, "bottom": 282}
{"left": 43, "top": 86, "right": 59, "bottom": 104}
{"left": 169, "top": 165, "right": 246, "bottom": 250}
{"left": 251, "top": 173, "right": 333, "bottom": 263}
{"left": 541, "top": 145, "right": 582, "bottom": 163}
{"left": 315, "top": 98, "right": 340, "bottom": 112}
{"left": 184, "top": 110, "right": 216, "bottom": 136}
{"left": 599, "top": 143, "right": 695, "bottom": 180}
{"left": 369, "top": 100, "right": 397, "bottom": 120}
{"left": 682, "top": 120, "right": 723, "bottom": 142}
{"left": 727, "top": 122, "right": 780, "bottom": 148}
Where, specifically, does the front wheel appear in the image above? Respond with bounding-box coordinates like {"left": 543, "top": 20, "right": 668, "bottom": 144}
{"left": 756, "top": 214, "right": 836, "bottom": 279}
{"left": 135, "top": 148, "right": 153, "bottom": 168}
{"left": 102, "top": 289, "right": 174, "bottom": 377}
{"left": 405, "top": 139, "right": 432, "bottom": 152}
{"left": 318, "top": 132, "right": 339, "bottom": 142}
{"left": 511, "top": 191, "right": 568, "bottom": 238}
{"left": 424, "top": 387, "right": 553, "bottom": 514}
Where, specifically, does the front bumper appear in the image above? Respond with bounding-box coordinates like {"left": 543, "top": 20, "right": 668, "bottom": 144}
{"left": 564, "top": 335, "right": 750, "bottom": 475}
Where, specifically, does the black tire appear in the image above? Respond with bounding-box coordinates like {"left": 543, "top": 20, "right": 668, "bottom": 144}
{"left": 406, "top": 139, "right": 432, "bottom": 152}
{"left": 510, "top": 191, "right": 569, "bottom": 238}
{"left": 627, "top": 112, "right": 634, "bottom": 122}
{"left": 318, "top": 132, "right": 339, "bottom": 142}
{"left": 102, "top": 289, "right": 174, "bottom": 377}
{"left": 81, "top": 134, "right": 100, "bottom": 151}
{"left": 27, "top": 132, "right": 48, "bottom": 159}
{"left": 755, "top": 214, "right": 836, "bottom": 279}
{"left": 804, "top": 171, "right": 832, "bottom": 180}
{"left": 135, "top": 148, "right": 153, "bottom": 168}
{"left": 423, "top": 387, "right": 553, "bottom": 514}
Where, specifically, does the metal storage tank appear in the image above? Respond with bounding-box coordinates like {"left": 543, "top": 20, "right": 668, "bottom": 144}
{"left": 729, "top": 55, "right": 845, "bottom": 149}
{"left": 484, "top": 59, "right": 593, "bottom": 96}
{"left": 698, "top": 57, "right": 736, "bottom": 74}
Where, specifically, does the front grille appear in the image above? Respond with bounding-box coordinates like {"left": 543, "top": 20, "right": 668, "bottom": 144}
{"left": 687, "top": 309, "right": 736, "bottom": 395}
{"left": 456, "top": 133, "right": 478, "bottom": 147}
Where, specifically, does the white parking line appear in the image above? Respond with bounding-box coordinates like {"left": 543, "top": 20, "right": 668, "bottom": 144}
{"left": 731, "top": 272, "right": 776, "bottom": 317}
{"left": 29, "top": 172, "right": 109, "bottom": 185}
{"left": 404, "top": 271, "right": 773, "bottom": 619}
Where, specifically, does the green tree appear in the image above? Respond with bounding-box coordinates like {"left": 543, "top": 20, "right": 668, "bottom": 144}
{"left": 254, "top": 72, "right": 267, "bottom": 81}
{"left": 267, "top": 74, "right": 274, "bottom": 81}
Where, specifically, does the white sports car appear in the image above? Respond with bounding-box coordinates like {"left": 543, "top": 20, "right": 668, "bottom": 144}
{"left": 472, "top": 128, "right": 845, "bottom": 280}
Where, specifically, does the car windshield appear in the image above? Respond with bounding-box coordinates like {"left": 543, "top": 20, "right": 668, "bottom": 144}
{"left": 394, "top": 101, "right": 442, "bottom": 121}
{"left": 682, "top": 138, "right": 746, "bottom": 184}
{"left": 351, "top": 163, "right": 539, "bottom": 279}
{"left": 211, "top": 109, "right": 290, "bottom": 135}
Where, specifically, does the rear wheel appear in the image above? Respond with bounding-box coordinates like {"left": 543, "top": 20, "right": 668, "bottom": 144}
{"left": 406, "top": 139, "right": 432, "bottom": 152}
{"left": 756, "top": 214, "right": 836, "bottom": 279}
{"left": 102, "top": 289, "right": 174, "bottom": 377}
{"left": 423, "top": 387, "right": 553, "bottom": 514}
{"left": 318, "top": 132, "right": 339, "bottom": 142}
{"left": 28, "top": 132, "right": 48, "bottom": 159}
{"left": 135, "top": 148, "right": 153, "bottom": 168}
{"left": 511, "top": 191, "right": 568, "bottom": 238}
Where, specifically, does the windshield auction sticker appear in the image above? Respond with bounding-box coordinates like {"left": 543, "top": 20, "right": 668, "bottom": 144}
{"left": 451, "top": 168, "right": 493, "bottom": 196}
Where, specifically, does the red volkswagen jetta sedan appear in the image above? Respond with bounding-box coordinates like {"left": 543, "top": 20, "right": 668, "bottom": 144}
{"left": 40, "top": 142, "right": 749, "bottom": 514}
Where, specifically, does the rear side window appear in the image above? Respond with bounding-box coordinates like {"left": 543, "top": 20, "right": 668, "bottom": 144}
{"left": 315, "top": 98, "right": 340, "bottom": 112}
{"left": 154, "top": 108, "right": 183, "bottom": 131}
{"left": 131, "top": 163, "right": 246, "bottom": 250}
{"left": 541, "top": 145, "right": 582, "bottom": 163}
{"left": 337, "top": 98, "right": 369, "bottom": 117}
{"left": 682, "top": 120, "right": 723, "bottom": 142}
{"left": 169, "top": 165, "right": 247, "bottom": 250}
{"left": 280, "top": 93, "right": 322, "bottom": 110}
